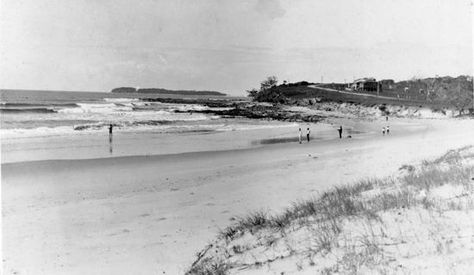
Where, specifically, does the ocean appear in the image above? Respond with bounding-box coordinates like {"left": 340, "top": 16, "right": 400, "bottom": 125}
{"left": 0, "top": 89, "right": 249, "bottom": 138}
{"left": 0, "top": 90, "right": 299, "bottom": 163}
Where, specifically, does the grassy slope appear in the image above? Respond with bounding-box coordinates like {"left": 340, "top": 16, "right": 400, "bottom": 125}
{"left": 281, "top": 86, "right": 437, "bottom": 108}
{"left": 187, "top": 146, "right": 474, "bottom": 274}
{"left": 253, "top": 76, "right": 473, "bottom": 113}
{"left": 254, "top": 86, "right": 452, "bottom": 111}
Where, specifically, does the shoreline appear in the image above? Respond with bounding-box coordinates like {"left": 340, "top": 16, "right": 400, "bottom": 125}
{"left": 1, "top": 119, "right": 299, "bottom": 164}
{"left": 0, "top": 121, "right": 421, "bottom": 168}
{"left": 1, "top": 115, "right": 430, "bottom": 164}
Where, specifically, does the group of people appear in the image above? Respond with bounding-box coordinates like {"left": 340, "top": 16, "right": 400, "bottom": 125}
{"left": 298, "top": 125, "right": 344, "bottom": 144}
{"left": 298, "top": 122, "right": 391, "bottom": 143}
{"left": 298, "top": 127, "right": 311, "bottom": 143}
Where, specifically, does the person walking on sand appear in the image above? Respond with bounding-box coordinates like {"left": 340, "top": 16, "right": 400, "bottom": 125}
{"left": 382, "top": 127, "right": 386, "bottom": 136}
{"left": 386, "top": 125, "right": 390, "bottom": 135}
{"left": 306, "top": 128, "right": 310, "bottom": 142}
{"left": 298, "top": 128, "right": 302, "bottom": 144}
{"left": 337, "top": 126, "right": 343, "bottom": 139}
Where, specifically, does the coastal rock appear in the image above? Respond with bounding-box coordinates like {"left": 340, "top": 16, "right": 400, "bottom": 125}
{"left": 144, "top": 98, "right": 325, "bottom": 123}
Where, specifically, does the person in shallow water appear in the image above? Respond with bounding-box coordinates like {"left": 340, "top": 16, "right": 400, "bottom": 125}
{"left": 108, "top": 124, "right": 113, "bottom": 154}
{"left": 337, "top": 126, "right": 343, "bottom": 139}
{"left": 306, "top": 128, "right": 310, "bottom": 142}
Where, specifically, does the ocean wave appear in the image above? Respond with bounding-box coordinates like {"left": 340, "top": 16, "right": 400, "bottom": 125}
{"left": 72, "top": 120, "right": 176, "bottom": 131}
{"left": 0, "top": 102, "right": 79, "bottom": 107}
{"left": 58, "top": 103, "right": 134, "bottom": 114}
{"left": 1, "top": 120, "right": 298, "bottom": 139}
{"left": 1, "top": 122, "right": 205, "bottom": 138}
{"left": 73, "top": 122, "right": 108, "bottom": 131}
{"left": 134, "top": 102, "right": 233, "bottom": 112}
{"left": 103, "top": 98, "right": 139, "bottom": 103}
{"left": 0, "top": 107, "right": 57, "bottom": 113}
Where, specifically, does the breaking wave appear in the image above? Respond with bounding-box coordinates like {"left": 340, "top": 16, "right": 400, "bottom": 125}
{"left": 0, "top": 108, "right": 57, "bottom": 113}
{"left": 58, "top": 103, "right": 134, "bottom": 114}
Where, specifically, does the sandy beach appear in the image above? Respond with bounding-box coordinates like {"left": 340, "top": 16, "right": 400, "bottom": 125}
{"left": 2, "top": 1, "right": 472, "bottom": 273}
{"left": 2, "top": 118, "right": 474, "bottom": 274}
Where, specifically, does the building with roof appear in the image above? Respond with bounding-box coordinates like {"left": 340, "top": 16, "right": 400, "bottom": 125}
{"left": 350, "top": 78, "right": 380, "bottom": 92}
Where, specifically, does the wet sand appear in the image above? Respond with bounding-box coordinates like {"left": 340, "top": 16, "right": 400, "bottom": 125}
{"left": 2, "top": 118, "right": 474, "bottom": 274}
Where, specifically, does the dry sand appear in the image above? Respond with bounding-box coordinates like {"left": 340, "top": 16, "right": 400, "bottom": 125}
{"left": 2, "top": 118, "right": 474, "bottom": 274}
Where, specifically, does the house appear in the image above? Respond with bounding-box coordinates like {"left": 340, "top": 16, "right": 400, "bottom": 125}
{"left": 379, "top": 79, "right": 395, "bottom": 89}
{"left": 350, "top": 78, "right": 380, "bottom": 92}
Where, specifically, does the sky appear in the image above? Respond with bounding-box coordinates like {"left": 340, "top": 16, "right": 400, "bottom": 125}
{"left": 1, "top": 0, "right": 473, "bottom": 95}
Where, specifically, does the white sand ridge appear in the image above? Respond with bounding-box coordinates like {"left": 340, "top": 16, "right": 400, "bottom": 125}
{"left": 187, "top": 146, "right": 474, "bottom": 274}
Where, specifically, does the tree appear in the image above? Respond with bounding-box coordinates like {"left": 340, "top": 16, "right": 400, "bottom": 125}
{"left": 427, "top": 76, "right": 473, "bottom": 114}
{"left": 449, "top": 81, "right": 473, "bottom": 115}
{"left": 245, "top": 75, "right": 280, "bottom": 100}
{"left": 246, "top": 88, "right": 259, "bottom": 98}
{"left": 260, "top": 76, "right": 278, "bottom": 92}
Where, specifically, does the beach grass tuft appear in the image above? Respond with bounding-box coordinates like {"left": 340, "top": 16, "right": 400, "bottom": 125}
{"left": 186, "top": 258, "right": 229, "bottom": 275}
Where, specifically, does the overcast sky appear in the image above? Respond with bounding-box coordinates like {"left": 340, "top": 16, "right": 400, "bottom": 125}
{"left": 1, "top": 0, "right": 472, "bottom": 95}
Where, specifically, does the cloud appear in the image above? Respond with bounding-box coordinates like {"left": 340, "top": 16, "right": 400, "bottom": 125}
{"left": 254, "top": 0, "right": 285, "bottom": 19}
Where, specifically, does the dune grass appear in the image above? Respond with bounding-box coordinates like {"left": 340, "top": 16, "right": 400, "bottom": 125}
{"left": 186, "top": 258, "right": 228, "bottom": 275}
{"left": 186, "top": 146, "right": 474, "bottom": 274}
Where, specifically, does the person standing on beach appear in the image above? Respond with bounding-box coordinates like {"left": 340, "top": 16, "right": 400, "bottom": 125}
{"left": 338, "top": 126, "right": 343, "bottom": 139}
{"left": 382, "top": 127, "right": 386, "bottom": 136}
{"left": 108, "top": 124, "right": 113, "bottom": 153}
{"left": 298, "top": 128, "right": 302, "bottom": 144}
{"left": 306, "top": 128, "right": 310, "bottom": 142}
{"left": 386, "top": 126, "right": 390, "bottom": 135}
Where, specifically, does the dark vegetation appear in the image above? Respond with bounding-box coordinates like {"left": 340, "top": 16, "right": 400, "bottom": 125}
{"left": 247, "top": 75, "right": 474, "bottom": 113}
{"left": 111, "top": 87, "right": 226, "bottom": 96}
{"left": 253, "top": 85, "right": 418, "bottom": 106}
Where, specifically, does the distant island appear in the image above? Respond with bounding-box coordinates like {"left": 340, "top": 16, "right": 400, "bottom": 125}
{"left": 111, "top": 87, "right": 226, "bottom": 96}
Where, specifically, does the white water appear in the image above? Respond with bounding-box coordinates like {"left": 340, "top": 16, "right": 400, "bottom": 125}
{"left": 1, "top": 98, "right": 240, "bottom": 139}
{"left": 1, "top": 95, "right": 305, "bottom": 163}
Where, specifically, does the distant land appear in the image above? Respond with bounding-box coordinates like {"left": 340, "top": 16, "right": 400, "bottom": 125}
{"left": 111, "top": 87, "right": 226, "bottom": 96}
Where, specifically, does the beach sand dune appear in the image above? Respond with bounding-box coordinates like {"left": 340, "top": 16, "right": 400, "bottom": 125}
{"left": 2, "top": 119, "right": 474, "bottom": 274}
